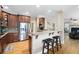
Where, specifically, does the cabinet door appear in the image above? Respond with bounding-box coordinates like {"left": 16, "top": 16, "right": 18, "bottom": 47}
{"left": 0, "top": 34, "right": 9, "bottom": 53}
{"left": 8, "top": 15, "right": 18, "bottom": 28}
{"left": 0, "top": 6, "right": 2, "bottom": 20}
{"left": 2, "top": 12, "right": 8, "bottom": 27}
{"left": 8, "top": 33, "right": 19, "bottom": 43}
{"left": 0, "top": 35, "right": 8, "bottom": 52}
{"left": 0, "top": 10, "right": 2, "bottom": 20}
{"left": 19, "top": 16, "right": 30, "bottom": 23}
{"left": 18, "top": 16, "right": 23, "bottom": 22}
{"left": 24, "top": 16, "right": 30, "bottom": 23}
{"left": 0, "top": 40, "right": 2, "bottom": 53}
{"left": 11, "top": 33, "right": 19, "bottom": 42}
{"left": 0, "top": 10, "right": 2, "bottom": 26}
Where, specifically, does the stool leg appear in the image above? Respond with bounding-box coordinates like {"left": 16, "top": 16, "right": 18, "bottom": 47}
{"left": 59, "top": 37, "right": 62, "bottom": 48}
{"left": 42, "top": 42, "right": 45, "bottom": 54}
{"left": 52, "top": 40, "right": 55, "bottom": 54}
{"left": 56, "top": 38, "right": 59, "bottom": 51}
{"left": 47, "top": 43, "right": 49, "bottom": 54}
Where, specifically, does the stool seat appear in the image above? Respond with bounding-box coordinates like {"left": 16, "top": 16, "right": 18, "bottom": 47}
{"left": 43, "top": 38, "right": 53, "bottom": 43}
{"left": 53, "top": 36, "right": 60, "bottom": 39}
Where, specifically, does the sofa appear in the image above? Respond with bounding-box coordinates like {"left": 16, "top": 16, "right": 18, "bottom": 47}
{"left": 69, "top": 28, "right": 79, "bottom": 39}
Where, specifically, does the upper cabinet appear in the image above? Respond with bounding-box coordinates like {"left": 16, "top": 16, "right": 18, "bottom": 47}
{"left": 0, "top": 6, "right": 18, "bottom": 29}
{"left": 18, "top": 15, "right": 31, "bottom": 23}
{"left": 0, "top": 6, "right": 9, "bottom": 35}
{"left": 1, "top": 11, "right": 8, "bottom": 27}
{"left": 8, "top": 14, "right": 18, "bottom": 28}
{"left": 0, "top": 5, "right": 31, "bottom": 29}
{"left": 0, "top": 6, "right": 2, "bottom": 20}
{"left": 0, "top": 12, "right": 1, "bottom": 20}
{"left": 0, "top": 7, "right": 8, "bottom": 28}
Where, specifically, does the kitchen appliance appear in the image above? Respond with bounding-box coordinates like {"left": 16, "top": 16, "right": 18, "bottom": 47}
{"left": 18, "top": 22, "right": 29, "bottom": 41}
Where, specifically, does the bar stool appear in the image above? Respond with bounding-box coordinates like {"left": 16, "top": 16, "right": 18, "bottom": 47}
{"left": 42, "top": 38, "right": 55, "bottom": 54}
{"left": 53, "top": 36, "right": 62, "bottom": 51}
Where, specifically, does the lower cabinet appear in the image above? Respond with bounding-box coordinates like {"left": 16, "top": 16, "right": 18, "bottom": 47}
{"left": 0, "top": 41, "right": 2, "bottom": 53}
{"left": 0, "top": 34, "right": 8, "bottom": 53}
{"left": 7, "top": 33, "right": 19, "bottom": 43}
{"left": 0, "top": 33, "right": 18, "bottom": 53}
{"left": 0, "top": 33, "right": 32, "bottom": 54}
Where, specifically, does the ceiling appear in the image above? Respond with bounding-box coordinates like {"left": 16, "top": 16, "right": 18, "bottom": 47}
{"left": 2, "top": 5, "right": 79, "bottom": 20}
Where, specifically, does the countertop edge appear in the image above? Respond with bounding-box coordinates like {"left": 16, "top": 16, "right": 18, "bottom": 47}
{"left": 0, "top": 31, "right": 18, "bottom": 39}
{"left": 0, "top": 32, "right": 8, "bottom": 39}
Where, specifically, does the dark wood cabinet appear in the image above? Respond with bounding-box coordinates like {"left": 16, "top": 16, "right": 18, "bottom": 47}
{"left": 0, "top": 33, "right": 32, "bottom": 54}
{"left": 0, "top": 10, "right": 18, "bottom": 29}
{"left": 18, "top": 15, "right": 31, "bottom": 23}
{"left": 8, "top": 14, "right": 18, "bottom": 28}
{"left": 0, "top": 11, "right": 8, "bottom": 35}
{"left": 1, "top": 12, "right": 8, "bottom": 27}
{"left": 0, "top": 11, "right": 8, "bottom": 27}
{"left": 0, "top": 34, "right": 8, "bottom": 53}
{"left": 8, "top": 33, "right": 19, "bottom": 43}
{"left": 0, "top": 41, "right": 2, "bottom": 53}
{"left": 0, "top": 6, "right": 2, "bottom": 21}
{"left": 0, "top": 33, "right": 19, "bottom": 53}
{"left": 0, "top": 12, "right": 1, "bottom": 19}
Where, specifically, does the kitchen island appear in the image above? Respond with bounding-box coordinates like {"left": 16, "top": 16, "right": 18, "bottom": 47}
{"left": 31, "top": 30, "right": 63, "bottom": 54}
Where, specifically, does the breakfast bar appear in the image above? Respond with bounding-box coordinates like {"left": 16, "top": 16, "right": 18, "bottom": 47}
{"left": 31, "top": 31, "right": 63, "bottom": 54}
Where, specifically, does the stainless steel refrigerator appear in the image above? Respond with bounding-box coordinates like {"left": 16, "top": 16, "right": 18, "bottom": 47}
{"left": 18, "top": 22, "right": 29, "bottom": 41}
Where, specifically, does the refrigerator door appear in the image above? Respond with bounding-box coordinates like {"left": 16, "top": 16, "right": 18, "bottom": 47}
{"left": 19, "top": 23, "right": 29, "bottom": 41}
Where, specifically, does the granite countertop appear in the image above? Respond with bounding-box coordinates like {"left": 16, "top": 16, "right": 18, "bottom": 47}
{"left": 0, "top": 32, "right": 8, "bottom": 39}
{"left": 29, "top": 30, "right": 61, "bottom": 39}
{"left": 30, "top": 31, "right": 56, "bottom": 36}
{"left": 0, "top": 28, "right": 18, "bottom": 39}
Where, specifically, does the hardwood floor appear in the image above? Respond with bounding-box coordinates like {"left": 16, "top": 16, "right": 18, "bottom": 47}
{"left": 55, "top": 33, "right": 79, "bottom": 54}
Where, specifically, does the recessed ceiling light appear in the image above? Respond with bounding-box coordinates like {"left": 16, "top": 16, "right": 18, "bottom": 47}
{"left": 23, "top": 11, "right": 31, "bottom": 16}
{"left": 77, "top": 5, "right": 79, "bottom": 8}
{"left": 38, "top": 15, "right": 45, "bottom": 17}
{"left": 3, "top": 5, "right": 8, "bottom": 9}
{"left": 36, "top": 5, "right": 40, "bottom": 8}
{"left": 48, "top": 10, "right": 52, "bottom": 13}
{"left": 26, "top": 12, "right": 29, "bottom": 14}
{"left": 25, "top": 11, "right": 29, "bottom": 15}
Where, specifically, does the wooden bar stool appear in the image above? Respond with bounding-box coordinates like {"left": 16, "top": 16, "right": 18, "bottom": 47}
{"left": 53, "top": 36, "right": 62, "bottom": 51}
{"left": 42, "top": 38, "right": 55, "bottom": 54}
